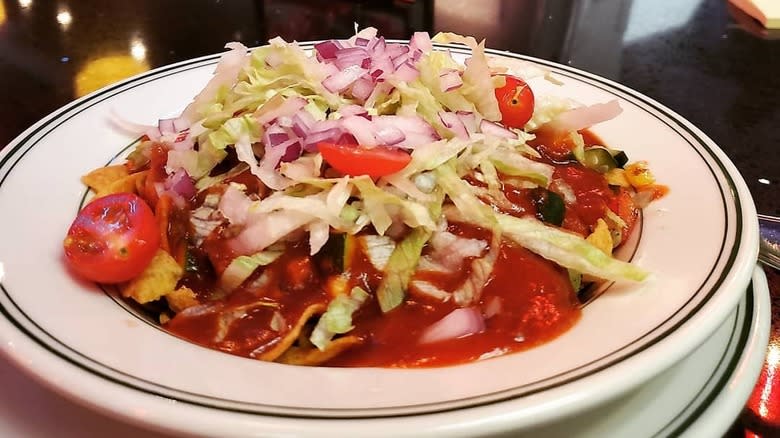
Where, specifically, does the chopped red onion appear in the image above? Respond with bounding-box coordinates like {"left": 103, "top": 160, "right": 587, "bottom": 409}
{"left": 172, "top": 117, "right": 190, "bottom": 132}
{"left": 165, "top": 169, "right": 197, "bottom": 200}
{"left": 338, "top": 104, "right": 369, "bottom": 118}
{"left": 386, "top": 44, "right": 410, "bottom": 60}
{"left": 374, "top": 125, "right": 406, "bottom": 146}
{"left": 302, "top": 127, "right": 343, "bottom": 151}
{"left": 368, "top": 36, "right": 386, "bottom": 53}
{"left": 335, "top": 55, "right": 369, "bottom": 71}
{"left": 340, "top": 115, "right": 378, "bottom": 147}
{"left": 170, "top": 136, "right": 194, "bottom": 151}
{"left": 355, "top": 37, "right": 369, "bottom": 47}
{"left": 372, "top": 115, "right": 438, "bottom": 148}
{"left": 349, "top": 27, "right": 378, "bottom": 44}
{"left": 280, "top": 141, "right": 302, "bottom": 163}
{"left": 456, "top": 111, "right": 478, "bottom": 134}
{"left": 439, "top": 111, "right": 469, "bottom": 139}
{"left": 145, "top": 127, "right": 162, "bottom": 141}
{"left": 336, "top": 46, "right": 367, "bottom": 57}
{"left": 419, "top": 307, "right": 485, "bottom": 344}
{"left": 439, "top": 69, "right": 463, "bottom": 92}
{"left": 393, "top": 62, "right": 419, "bottom": 82}
{"left": 322, "top": 65, "right": 367, "bottom": 93}
{"left": 276, "top": 116, "right": 294, "bottom": 128}
{"left": 262, "top": 136, "right": 301, "bottom": 169}
{"left": 371, "top": 57, "right": 394, "bottom": 80}
{"left": 351, "top": 77, "right": 375, "bottom": 101}
{"left": 263, "top": 124, "right": 289, "bottom": 147}
{"left": 480, "top": 119, "right": 518, "bottom": 139}
{"left": 314, "top": 40, "right": 343, "bottom": 60}
{"left": 410, "top": 32, "right": 433, "bottom": 53}
{"left": 291, "top": 110, "right": 315, "bottom": 137}
{"left": 365, "top": 82, "right": 394, "bottom": 107}
{"left": 158, "top": 118, "right": 176, "bottom": 134}
{"left": 309, "top": 119, "right": 341, "bottom": 133}
{"left": 321, "top": 62, "right": 340, "bottom": 78}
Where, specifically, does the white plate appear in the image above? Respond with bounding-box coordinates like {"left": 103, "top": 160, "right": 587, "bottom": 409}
{"left": 0, "top": 42, "right": 760, "bottom": 434}
{"left": 0, "top": 266, "right": 768, "bottom": 437}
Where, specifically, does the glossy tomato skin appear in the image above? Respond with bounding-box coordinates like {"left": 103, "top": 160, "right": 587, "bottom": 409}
{"left": 495, "top": 75, "right": 535, "bottom": 129}
{"left": 63, "top": 193, "right": 160, "bottom": 283}
{"left": 318, "top": 142, "right": 411, "bottom": 178}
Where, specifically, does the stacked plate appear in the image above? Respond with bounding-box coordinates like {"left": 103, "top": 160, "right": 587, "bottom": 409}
{"left": 0, "top": 43, "right": 768, "bottom": 437}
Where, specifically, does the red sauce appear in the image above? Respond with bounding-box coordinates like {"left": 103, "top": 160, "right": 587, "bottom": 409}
{"left": 165, "top": 220, "right": 581, "bottom": 367}
{"left": 327, "top": 240, "right": 579, "bottom": 367}
{"left": 166, "top": 242, "right": 331, "bottom": 357}
{"left": 159, "top": 129, "right": 635, "bottom": 367}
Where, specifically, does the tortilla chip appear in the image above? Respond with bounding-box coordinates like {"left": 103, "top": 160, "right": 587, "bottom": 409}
{"left": 166, "top": 286, "right": 200, "bottom": 313}
{"left": 254, "top": 303, "right": 326, "bottom": 362}
{"left": 586, "top": 219, "right": 613, "bottom": 256}
{"left": 81, "top": 165, "right": 129, "bottom": 193}
{"left": 99, "top": 171, "right": 148, "bottom": 198}
{"left": 81, "top": 165, "right": 149, "bottom": 199}
{"left": 121, "top": 249, "right": 183, "bottom": 304}
{"left": 604, "top": 168, "right": 629, "bottom": 187}
{"left": 276, "top": 336, "right": 363, "bottom": 366}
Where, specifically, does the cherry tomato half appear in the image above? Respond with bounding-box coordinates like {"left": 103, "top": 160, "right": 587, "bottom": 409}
{"left": 318, "top": 142, "right": 412, "bottom": 178}
{"left": 63, "top": 192, "right": 160, "bottom": 283}
{"left": 495, "top": 75, "right": 535, "bottom": 129}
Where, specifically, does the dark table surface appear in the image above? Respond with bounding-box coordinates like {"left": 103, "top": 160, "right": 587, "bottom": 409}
{"left": 0, "top": 0, "right": 778, "bottom": 435}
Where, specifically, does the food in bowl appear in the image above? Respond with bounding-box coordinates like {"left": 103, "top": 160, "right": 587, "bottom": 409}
{"left": 62, "top": 29, "right": 666, "bottom": 367}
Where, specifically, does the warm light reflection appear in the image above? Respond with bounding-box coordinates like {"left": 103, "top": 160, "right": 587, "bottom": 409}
{"left": 18, "top": 0, "right": 32, "bottom": 8}
{"left": 758, "top": 344, "right": 780, "bottom": 417}
{"left": 0, "top": 1, "right": 6, "bottom": 25}
{"left": 74, "top": 55, "right": 150, "bottom": 97}
{"left": 56, "top": 9, "right": 72, "bottom": 29}
{"left": 130, "top": 39, "right": 147, "bottom": 60}
{"left": 759, "top": 178, "right": 771, "bottom": 185}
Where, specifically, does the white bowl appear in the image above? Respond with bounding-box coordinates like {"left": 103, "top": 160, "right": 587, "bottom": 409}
{"left": 0, "top": 42, "right": 759, "bottom": 435}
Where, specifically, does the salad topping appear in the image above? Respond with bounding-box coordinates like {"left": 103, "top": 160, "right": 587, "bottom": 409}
{"left": 64, "top": 28, "right": 666, "bottom": 367}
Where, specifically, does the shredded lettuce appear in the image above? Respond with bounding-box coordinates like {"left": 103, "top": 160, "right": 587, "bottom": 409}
{"left": 496, "top": 213, "right": 648, "bottom": 282}
{"left": 376, "top": 227, "right": 432, "bottom": 313}
{"left": 352, "top": 177, "right": 436, "bottom": 235}
{"left": 208, "top": 114, "right": 261, "bottom": 151}
{"left": 220, "top": 249, "right": 284, "bottom": 292}
{"left": 489, "top": 148, "right": 554, "bottom": 187}
{"left": 310, "top": 286, "right": 370, "bottom": 350}
{"left": 391, "top": 79, "right": 449, "bottom": 136}
{"left": 182, "top": 42, "right": 249, "bottom": 122}
{"left": 417, "top": 51, "right": 477, "bottom": 115}
{"left": 227, "top": 37, "right": 344, "bottom": 116}
{"left": 431, "top": 32, "right": 502, "bottom": 121}
{"left": 153, "top": 30, "right": 652, "bottom": 324}
{"left": 359, "top": 235, "right": 397, "bottom": 271}
{"left": 434, "top": 162, "right": 496, "bottom": 227}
